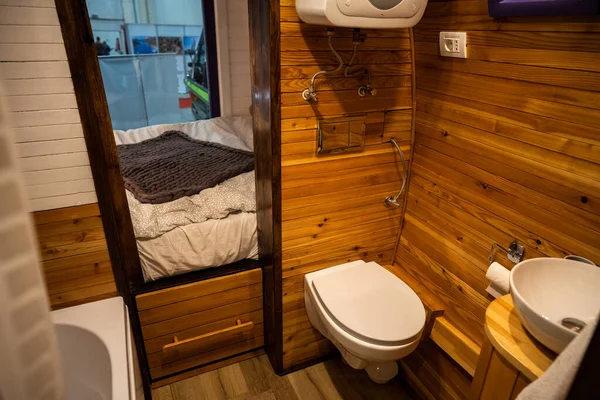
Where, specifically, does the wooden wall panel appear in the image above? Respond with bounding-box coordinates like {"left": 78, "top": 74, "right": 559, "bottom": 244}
{"left": 33, "top": 203, "right": 116, "bottom": 309}
{"left": 396, "top": 0, "right": 600, "bottom": 384}
{"left": 279, "top": 2, "right": 414, "bottom": 369}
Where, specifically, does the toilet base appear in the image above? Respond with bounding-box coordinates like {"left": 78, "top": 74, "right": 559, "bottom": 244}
{"left": 365, "top": 361, "right": 399, "bottom": 384}
{"left": 339, "top": 347, "right": 399, "bottom": 384}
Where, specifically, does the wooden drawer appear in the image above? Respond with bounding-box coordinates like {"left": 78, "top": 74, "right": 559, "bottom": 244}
{"left": 136, "top": 268, "right": 264, "bottom": 380}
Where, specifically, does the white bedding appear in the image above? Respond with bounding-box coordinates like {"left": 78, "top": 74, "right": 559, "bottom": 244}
{"left": 137, "top": 212, "right": 258, "bottom": 282}
{"left": 114, "top": 115, "right": 253, "bottom": 151}
{"left": 124, "top": 172, "right": 255, "bottom": 239}
{"left": 114, "top": 116, "right": 258, "bottom": 281}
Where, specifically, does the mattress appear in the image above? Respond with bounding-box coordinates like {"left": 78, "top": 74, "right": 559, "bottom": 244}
{"left": 137, "top": 212, "right": 258, "bottom": 282}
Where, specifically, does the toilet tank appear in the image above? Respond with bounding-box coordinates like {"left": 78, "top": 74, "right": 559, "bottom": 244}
{"left": 296, "top": 0, "right": 428, "bottom": 29}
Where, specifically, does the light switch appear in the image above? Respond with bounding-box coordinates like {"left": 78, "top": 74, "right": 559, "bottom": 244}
{"left": 439, "top": 32, "right": 467, "bottom": 59}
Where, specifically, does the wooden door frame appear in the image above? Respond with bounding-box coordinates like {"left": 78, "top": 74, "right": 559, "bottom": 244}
{"left": 248, "top": 0, "right": 283, "bottom": 374}
{"left": 54, "top": 0, "right": 283, "bottom": 394}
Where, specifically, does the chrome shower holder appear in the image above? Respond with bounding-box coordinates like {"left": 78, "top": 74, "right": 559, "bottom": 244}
{"left": 384, "top": 138, "right": 407, "bottom": 208}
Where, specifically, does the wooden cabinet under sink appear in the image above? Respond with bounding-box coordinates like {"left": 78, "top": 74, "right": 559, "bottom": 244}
{"left": 471, "top": 338, "right": 531, "bottom": 400}
{"left": 471, "top": 296, "right": 556, "bottom": 400}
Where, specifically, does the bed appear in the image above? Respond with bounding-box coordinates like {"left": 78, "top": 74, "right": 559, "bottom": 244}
{"left": 114, "top": 116, "right": 259, "bottom": 282}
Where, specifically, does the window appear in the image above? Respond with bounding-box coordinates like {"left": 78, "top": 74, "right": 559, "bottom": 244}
{"left": 86, "top": 0, "right": 220, "bottom": 130}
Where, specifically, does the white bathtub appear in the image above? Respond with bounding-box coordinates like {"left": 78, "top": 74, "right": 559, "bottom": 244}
{"left": 51, "top": 297, "right": 139, "bottom": 400}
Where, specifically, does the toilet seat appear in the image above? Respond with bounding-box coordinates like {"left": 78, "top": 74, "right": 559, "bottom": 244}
{"left": 312, "top": 261, "right": 426, "bottom": 346}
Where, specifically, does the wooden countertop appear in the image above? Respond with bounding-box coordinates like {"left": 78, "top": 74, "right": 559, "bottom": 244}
{"left": 484, "top": 295, "right": 556, "bottom": 381}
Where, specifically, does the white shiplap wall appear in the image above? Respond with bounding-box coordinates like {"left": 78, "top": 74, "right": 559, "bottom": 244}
{"left": 227, "top": 0, "right": 251, "bottom": 116}
{"left": 216, "top": 0, "right": 251, "bottom": 116}
{"left": 0, "top": 1, "right": 96, "bottom": 212}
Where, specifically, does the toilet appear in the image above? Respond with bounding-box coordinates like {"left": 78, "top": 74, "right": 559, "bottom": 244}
{"left": 304, "top": 260, "right": 426, "bottom": 384}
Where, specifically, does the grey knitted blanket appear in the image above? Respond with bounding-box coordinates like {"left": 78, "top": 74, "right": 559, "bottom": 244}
{"left": 117, "top": 130, "right": 254, "bottom": 204}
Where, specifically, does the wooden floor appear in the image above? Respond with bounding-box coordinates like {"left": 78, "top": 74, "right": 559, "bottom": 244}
{"left": 152, "top": 355, "right": 415, "bottom": 400}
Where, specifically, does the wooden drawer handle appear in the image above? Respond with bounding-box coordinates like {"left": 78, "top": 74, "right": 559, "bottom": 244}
{"left": 162, "top": 319, "right": 254, "bottom": 352}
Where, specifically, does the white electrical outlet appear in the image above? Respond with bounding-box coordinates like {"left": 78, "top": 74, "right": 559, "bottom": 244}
{"left": 439, "top": 32, "right": 467, "bottom": 59}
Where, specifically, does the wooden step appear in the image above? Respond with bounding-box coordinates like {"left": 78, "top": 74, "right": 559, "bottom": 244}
{"left": 384, "top": 264, "right": 481, "bottom": 376}
{"left": 430, "top": 316, "right": 481, "bottom": 377}
{"left": 400, "top": 340, "right": 473, "bottom": 400}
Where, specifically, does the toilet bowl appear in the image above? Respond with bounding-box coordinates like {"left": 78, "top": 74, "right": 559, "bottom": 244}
{"left": 304, "top": 260, "right": 426, "bottom": 384}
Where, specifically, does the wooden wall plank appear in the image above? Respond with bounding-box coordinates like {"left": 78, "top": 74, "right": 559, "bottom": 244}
{"left": 12, "top": 124, "right": 84, "bottom": 143}
{"left": 33, "top": 202, "right": 100, "bottom": 224}
{"left": 281, "top": 36, "right": 411, "bottom": 51}
{"left": 282, "top": 50, "right": 411, "bottom": 66}
{"left": 416, "top": 53, "right": 600, "bottom": 92}
{"left": 416, "top": 41, "right": 600, "bottom": 73}
{"left": 281, "top": 63, "right": 411, "bottom": 79}
{"left": 0, "top": 0, "right": 55, "bottom": 7}
{"left": 0, "top": 43, "right": 67, "bottom": 61}
{"left": 279, "top": 0, "right": 414, "bottom": 370}
{"left": 0, "top": 6, "right": 59, "bottom": 26}
{"left": 10, "top": 109, "right": 80, "bottom": 128}
{"left": 18, "top": 152, "right": 91, "bottom": 172}
{"left": 0, "top": 25, "right": 64, "bottom": 43}
{"left": 414, "top": 30, "right": 600, "bottom": 53}
{"left": 16, "top": 138, "right": 86, "bottom": 158}
{"left": 281, "top": 74, "right": 410, "bottom": 93}
{"left": 7, "top": 93, "right": 78, "bottom": 112}
{"left": 0, "top": 61, "right": 71, "bottom": 79}
{"left": 25, "top": 178, "right": 95, "bottom": 200}
{"left": 3, "top": 78, "right": 74, "bottom": 96}
{"left": 280, "top": 21, "right": 410, "bottom": 38}
{"left": 416, "top": 77, "right": 599, "bottom": 131}
{"left": 34, "top": 204, "right": 115, "bottom": 309}
{"left": 416, "top": 66, "right": 600, "bottom": 111}
{"left": 27, "top": 192, "right": 97, "bottom": 211}
{"left": 415, "top": 14, "right": 600, "bottom": 32}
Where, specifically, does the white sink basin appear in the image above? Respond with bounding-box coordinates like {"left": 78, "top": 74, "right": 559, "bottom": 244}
{"left": 509, "top": 257, "right": 600, "bottom": 353}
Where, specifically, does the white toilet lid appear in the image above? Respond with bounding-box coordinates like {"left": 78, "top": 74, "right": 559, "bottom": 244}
{"left": 312, "top": 262, "right": 426, "bottom": 344}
